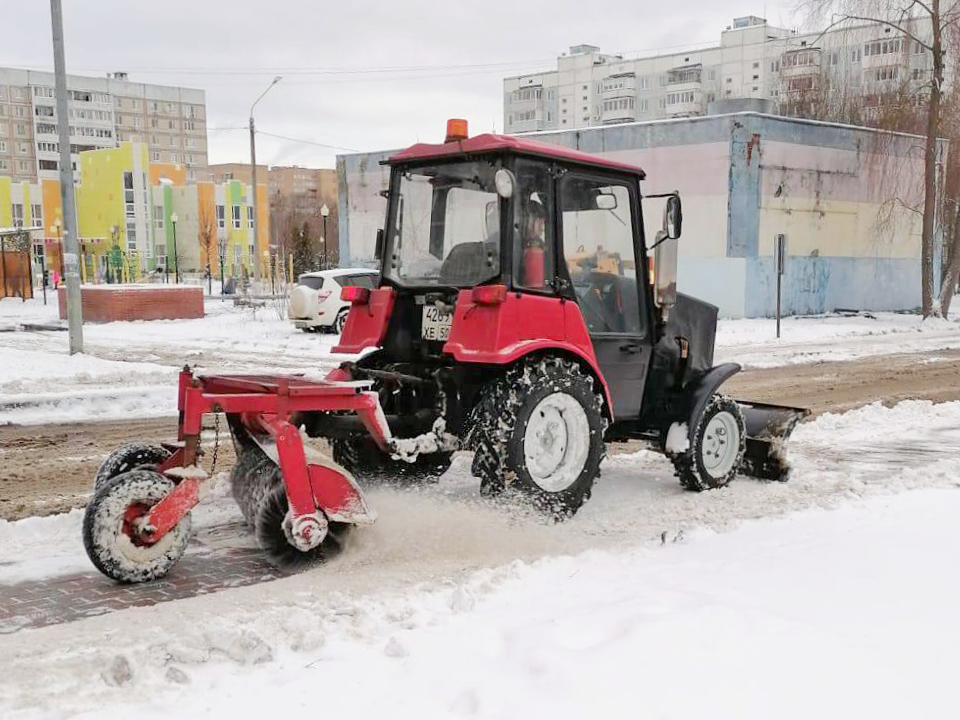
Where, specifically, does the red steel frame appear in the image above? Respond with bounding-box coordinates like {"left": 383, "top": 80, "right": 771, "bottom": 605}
{"left": 140, "top": 369, "right": 388, "bottom": 545}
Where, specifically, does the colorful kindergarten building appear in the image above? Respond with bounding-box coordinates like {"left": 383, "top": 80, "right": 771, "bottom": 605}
{"left": 0, "top": 141, "right": 268, "bottom": 284}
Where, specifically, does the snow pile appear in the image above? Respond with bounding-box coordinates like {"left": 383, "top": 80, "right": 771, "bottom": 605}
{"left": 0, "top": 509, "right": 89, "bottom": 584}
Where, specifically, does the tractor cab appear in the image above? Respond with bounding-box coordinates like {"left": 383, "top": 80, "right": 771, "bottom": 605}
{"left": 371, "top": 119, "right": 681, "bottom": 344}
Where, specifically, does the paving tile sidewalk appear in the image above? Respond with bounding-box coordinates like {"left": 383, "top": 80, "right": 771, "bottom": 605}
{"left": 0, "top": 548, "right": 286, "bottom": 634}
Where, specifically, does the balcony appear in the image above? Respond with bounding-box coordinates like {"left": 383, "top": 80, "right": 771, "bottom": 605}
{"left": 601, "top": 73, "right": 636, "bottom": 94}
{"left": 666, "top": 65, "right": 702, "bottom": 91}
{"left": 601, "top": 96, "right": 635, "bottom": 123}
{"left": 862, "top": 38, "right": 906, "bottom": 69}
{"left": 664, "top": 89, "right": 702, "bottom": 117}
{"left": 780, "top": 48, "right": 821, "bottom": 79}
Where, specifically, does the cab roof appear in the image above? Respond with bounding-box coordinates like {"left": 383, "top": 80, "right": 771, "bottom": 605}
{"left": 387, "top": 133, "right": 646, "bottom": 179}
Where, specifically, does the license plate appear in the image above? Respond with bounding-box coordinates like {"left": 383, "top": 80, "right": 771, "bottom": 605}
{"left": 421, "top": 305, "right": 453, "bottom": 341}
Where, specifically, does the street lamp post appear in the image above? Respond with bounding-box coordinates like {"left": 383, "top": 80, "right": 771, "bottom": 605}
{"left": 170, "top": 213, "right": 180, "bottom": 284}
{"left": 217, "top": 235, "right": 226, "bottom": 296}
{"left": 249, "top": 76, "right": 282, "bottom": 289}
{"left": 320, "top": 203, "right": 330, "bottom": 270}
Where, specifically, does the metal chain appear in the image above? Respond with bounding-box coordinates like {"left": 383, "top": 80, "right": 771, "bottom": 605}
{"left": 209, "top": 412, "right": 221, "bottom": 476}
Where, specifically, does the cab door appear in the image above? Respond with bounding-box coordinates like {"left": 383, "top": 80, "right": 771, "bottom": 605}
{"left": 557, "top": 173, "right": 651, "bottom": 420}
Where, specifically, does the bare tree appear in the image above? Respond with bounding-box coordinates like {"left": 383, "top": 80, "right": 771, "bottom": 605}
{"left": 936, "top": 22, "right": 960, "bottom": 313}
{"left": 197, "top": 202, "right": 216, "bottom": 294}
{"left": 799, "top": 0, "right": 960, "bottom": 316}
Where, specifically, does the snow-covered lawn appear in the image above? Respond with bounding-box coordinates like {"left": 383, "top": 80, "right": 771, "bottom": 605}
{"left": 2, "top": 399, "right": 960, "bottom": 718}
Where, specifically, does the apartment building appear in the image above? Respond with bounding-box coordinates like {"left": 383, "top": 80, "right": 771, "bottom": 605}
{"left": 503, "top": 16, "right": 934, "bottom": 132}
{"left": 0, "top": 67, "right": 208, "bottom": 184}
{"left": 210, "top": 163, "right": 338, "bottom": 255}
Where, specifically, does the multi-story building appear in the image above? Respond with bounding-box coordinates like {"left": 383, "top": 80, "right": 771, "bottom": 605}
{"left": 0, "top": 67, "right": 209, "bottom": 184}
{"left": 503, "top": 16, "right": 934, "bottom": 132}
{"left": 210, "top": 162, "right": 339, "bottom": 263}
{"left": 2, "top": 142, "right": 266, "bottom": 284}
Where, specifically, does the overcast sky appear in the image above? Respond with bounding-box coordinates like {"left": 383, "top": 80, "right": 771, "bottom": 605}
{"left": 8, "top": 1, "right": 797, "bottom": 169}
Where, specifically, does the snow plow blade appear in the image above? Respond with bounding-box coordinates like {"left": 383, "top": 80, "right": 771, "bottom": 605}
{"left": 738, "top": 402, "right": 810, "bottom": 481}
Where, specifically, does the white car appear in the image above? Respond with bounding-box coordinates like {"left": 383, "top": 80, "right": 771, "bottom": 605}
{"left": 288, "top": 268, "right": 378, "bottom": 333}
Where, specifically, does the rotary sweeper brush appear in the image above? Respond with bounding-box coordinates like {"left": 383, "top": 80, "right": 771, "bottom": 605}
{"left": 83, "top": 119, "right": 808, "bottom": 583}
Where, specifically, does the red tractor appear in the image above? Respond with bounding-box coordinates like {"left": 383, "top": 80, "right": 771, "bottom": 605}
{"left": 83, "top": 120, "right": 805, "bottom": 582}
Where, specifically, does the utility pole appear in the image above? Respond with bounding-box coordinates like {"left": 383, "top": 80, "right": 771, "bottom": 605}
{"left": 320, "top": 203, "right": 329, "bottom": 270}
{"left": 50, "top": 0, "right": 83, "bottom": 353}
{"left": 249, "top": 76, "right": 282, "bottom": 291}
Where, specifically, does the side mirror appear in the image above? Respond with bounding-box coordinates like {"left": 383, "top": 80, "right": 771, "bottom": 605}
{"left": 665, "top": 195, "right": 682, "bottom": 239}
{"left": 375, "top": 228, "right": 384, "bottom": 260}
{"left": 595, "top": 192, "right": 618, "bottom": 210}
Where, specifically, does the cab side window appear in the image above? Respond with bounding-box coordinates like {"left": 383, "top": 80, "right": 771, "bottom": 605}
{"left": 559, "top": 177, "right": 641, "bottom": 335}
{"left": 513, "top": 161, "right": 555, "bottom": 291}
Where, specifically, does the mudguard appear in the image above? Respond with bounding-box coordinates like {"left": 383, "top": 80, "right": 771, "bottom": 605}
{"left": 684, "top": 362, "right": 741, "bottom": 442}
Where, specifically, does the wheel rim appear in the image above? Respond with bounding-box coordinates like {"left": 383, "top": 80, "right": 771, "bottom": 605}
{"left": 701, "top": 411, "right": 740, "bottom": 478}
{"left": 523, "top": 392, "right": 590, "bottom": 493}
{"left": 115, "top": 499, "right": 177, "bottom": 562}
{"left": 336, "top": 311, "right": 347, "bottom": 333}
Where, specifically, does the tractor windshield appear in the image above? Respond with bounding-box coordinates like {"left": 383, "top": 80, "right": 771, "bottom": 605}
{"left": 385, "top": 160, "right": 501, "bottom": 287}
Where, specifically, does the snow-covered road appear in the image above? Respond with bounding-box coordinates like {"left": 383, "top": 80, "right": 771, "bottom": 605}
{"left": 2, "top": 399, "right": 960, "bottom": 718}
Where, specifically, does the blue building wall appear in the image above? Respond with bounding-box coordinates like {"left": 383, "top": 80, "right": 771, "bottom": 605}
{"left": 337, "top": 112, "right": 944, "bottom": 317}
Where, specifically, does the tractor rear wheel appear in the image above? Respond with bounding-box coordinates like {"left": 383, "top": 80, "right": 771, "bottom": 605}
{"left": 671, "top": 394, "right": 746, "bottom": 491}
{"left": 332, "top": 436, "right": 453, "bottom": 484}
{"left": 94, "top": 442, "right": 171, "bottom": 493}
{"left": 470, "top": 356, "right": 606, "bottom": 519}
{"left": 83, "top": 469, "right": 193, "bottom": 583}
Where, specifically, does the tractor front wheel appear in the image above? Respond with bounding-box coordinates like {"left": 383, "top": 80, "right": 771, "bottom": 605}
{"left": 470, "top": 356, "right": 606, "bottom": 519}
{"left": 671, "top": 394, "right": 746, "bottom": 491}
{"left": 83, "top": 469, "right": 193, "bottom": 583}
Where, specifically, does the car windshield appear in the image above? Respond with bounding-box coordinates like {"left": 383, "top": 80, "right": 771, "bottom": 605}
{"left": 385, "top": 160, "right": 501, "bottom": 287}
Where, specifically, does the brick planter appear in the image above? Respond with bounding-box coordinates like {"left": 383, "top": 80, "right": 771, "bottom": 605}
{"left": 58, "top": 284, "right": 204, "bottom": 322}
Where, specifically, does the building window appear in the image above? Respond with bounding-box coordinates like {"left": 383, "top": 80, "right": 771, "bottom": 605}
{"left": 17, "top": 160, "right": 29, "bottom": 172}
{"left": 852, "top": 49, "right": 862, "bottom": 62}
{"left": 216, "top": 204, "right": 225, "bottom": 229}
{"left": 31, "top": 204, "right": 42, "bottom": 226}
{"left": 17, "top": 142, "right": 29, "bottom": 155}
{"left": 39, "top": 159, "right": 58, "bottom": 170}
{"left": 0, "top": 159, "right": 8, "bottom": 171}
{"left": 15, "top": 123, "right": 27, "bottom": 136}
{"left": 124, "top": 171, "right": 136, "bottom": 217}
{"left": 232, "top": 205, "right": 241, "bottom": 229}
{"left": 126, "top": 221, "right": 137, "bottom": 251}
{"left": 246, "top": 205, "right": 254, "bottom": 227}
{"left": 12, "top": 204, "right": 24, "bottom": 227}
{"left": 0, "top": 140, "right": 5, "bottom": 152}
{"left": 154, "top": 206, "right": 164, "bottom": 228}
